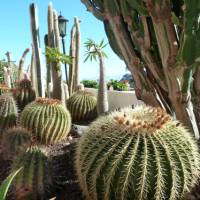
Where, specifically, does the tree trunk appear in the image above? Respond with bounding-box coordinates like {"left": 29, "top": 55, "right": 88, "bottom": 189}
{"left": 97, "top": 53, "right": 109, "bottom": 115}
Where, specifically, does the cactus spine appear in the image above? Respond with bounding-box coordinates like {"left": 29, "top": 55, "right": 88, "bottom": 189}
{"left": 76, "top": 106, "right": 200, "bottom": 200}
{"left": 0, "top": 94, "right": 17, "bottom": 131}
{"left": 1, "top": 127, "right": 32, "bottom": 160}
{"left": 67, "top": 85, "right": 97, "bottom": 123}
{"left": 12, "top": 146, "right": 52, "bottom": 199}
{"left": 20, "top": 97, "right": 71, "bottom": 144}
{"left": 13, "top": 78, "right": 36, "bottom": 111}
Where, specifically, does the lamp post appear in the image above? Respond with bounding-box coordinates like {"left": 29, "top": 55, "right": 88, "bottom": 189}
{"left": 58, "top": 13, "right": 69, "bottom": 83}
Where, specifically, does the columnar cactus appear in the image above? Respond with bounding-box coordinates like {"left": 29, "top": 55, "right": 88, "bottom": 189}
{"left": 0, "top": 94, "right": 18, "bottom": 131}
{"left": 67, "top": 86, "right": 97, "bottom": 123}
{"left": 76, "top": 106, "right": 200, "bottom": 200}
{"left": 13, "top": 78, "right": 36, "bottom": 111}
{"left": 1, "top": 127, "right": 32, "bottom": 160}
{"left": 12, "top": 146, "right": 52, "bottom": 199}
{"left": 20, "top": 97, "right": 71, "bottom": 144}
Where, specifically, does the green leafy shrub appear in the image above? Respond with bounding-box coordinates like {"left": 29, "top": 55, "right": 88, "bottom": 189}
{"left": 76, "top": 106, "right": 200, "bottom": 200}
{"left": 107, "top": 79, "right": 128, "bottom": 91}
{"left": 81, "top": 80, "right": 98, "bottom": 89}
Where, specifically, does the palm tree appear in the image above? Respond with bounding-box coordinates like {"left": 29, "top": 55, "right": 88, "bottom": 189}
{"left": 84, "top": 39, "right": 109, "bottom": 115}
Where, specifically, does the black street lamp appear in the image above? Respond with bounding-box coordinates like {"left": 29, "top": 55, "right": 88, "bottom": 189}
{"left": 58, "top": 13, "right": 69, "bottom": 82}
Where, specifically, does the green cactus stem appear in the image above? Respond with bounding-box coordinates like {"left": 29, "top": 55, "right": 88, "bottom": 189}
{"left": 1, "top": 127, "right": 32, "bottom": 160}
{"left": 0, "top": 94, "right": 18, "bottom": 131}
{"left": 76, "top": 105, "right": 200, "bottom": 200}
{"left": 20, "top": 97, "right": 71, "bottom": 144}
{"left": 13, "top": 78, "right": 36, "bottom": 111}
{"left": 11, "top": 146, "right": 52, "bottom": 200}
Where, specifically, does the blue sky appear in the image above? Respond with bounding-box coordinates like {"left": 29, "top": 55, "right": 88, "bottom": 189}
{"left": 0, "top": 0, "right": 128, "bottom": 80}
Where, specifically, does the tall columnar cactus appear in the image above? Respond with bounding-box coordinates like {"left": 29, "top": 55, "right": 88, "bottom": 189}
{"left": 68, "top": 24, "right": 76, "bottom": 96}
{"left": 74, "top": 17, "right": 81, "bottom": 90}
{"left": 13, "top": 78, "right": 36, "bottom": 111}
{"left": 30, "top": 3, "right": 43, "bottom": 97}
{"left": 67, "top": 85, "right": 97, "bottom": 123}
{"left": 1, "top": 127, "right": 32, "bottom": 160}
{"left": 18, "top": 48, "right": 30, "bottom": 82}
{"left": 20, "top": 97, "right": 71, "bottom": 144}
{"left": 81, "top": 0, "right": 200, "bottom": 138}
{"left": 76, "top": 106, "right": 200, "bottom": 200}
{"left": 47, "top": 3, "right": 63, "bottom": 100}
{"left": 11, "top": 146, "right": 52, "bottom": 199}
{"left": 0, "top": 94, "right": 17, "bottom": 131}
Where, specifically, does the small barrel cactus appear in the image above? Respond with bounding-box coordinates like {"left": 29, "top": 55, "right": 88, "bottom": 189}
{"left": 0, "top": 94, "right": 18, "bottom": 131}
{"left": 11, "top": 146, "right": 52, "bottom": 199}
{"left": 76, "top": 106, "right": 200, "bottom": 200}
{"left": 1, "top": 127, "right": 32, "bottom": 160}
{"left": 20, "top": 97, "right": 71, "bottom": 144}
{"left": 13, "top": 78, "right": 36, "bottom": 111}
{"left": 0, "top": 83, "right": 10, "bottom": 95}
{"left": 67, "top": 86, "right": 97, "bottom": 123}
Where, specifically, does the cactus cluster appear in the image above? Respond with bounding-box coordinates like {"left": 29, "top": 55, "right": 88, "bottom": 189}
{"left": 1, "top": 127, "right": 32, "bottom": 160}
{"left": 12, "top": 146, "right": 52, "bottom": 199}
{"left": 13, "top": 78, "right": 36, "bottom": 111}
{"left": 67, "top": 89, "right": 97, "bottom": 123}
{"left": 76, "top": 106, "right": 200, "bottom": 200}
{"left": 0, "top": 94, "right": 18, "bottom": 131}
{"left": 20, "top": 97, "right": 71, "bottom": 144}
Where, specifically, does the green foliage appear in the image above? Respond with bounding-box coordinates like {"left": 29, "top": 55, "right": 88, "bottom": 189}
{"left": 0, "top": 168, "right": 22, "bottom": 200}
{"left": 76, "top": 106, "right": 200, "bottom": 200}
{"left": 45, "top": 47, "right": 72, "bottom": 70}
{"left": 12, "top": 146, "right": 52, "bottom": 199}
{"left": 0, "top": 94, "right": 18, "bottom": 131}
{"left": 13, "top": 78, "right": 36, "bottom": 111}
{"left": 81, "top": 80, "right": 99, "bottom": 89}
{"left": 20, "top": 97, "right": 71, "bottom": 144}
{"left": 67, "top": 90, "right": 97, "bottom": 123}
{"left": 1, "top": 127, "right": 32, "bottom": 160}
{"left": 84, "top": 38, "right": 108, "bottom": 62}
{"left": 107, "top": 79, "right": 129, "bottom": 91}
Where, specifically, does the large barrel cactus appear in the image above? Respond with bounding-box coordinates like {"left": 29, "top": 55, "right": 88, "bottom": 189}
{"left": 1, "top": 127, "right": 32, "bottom": 160}
{"left": 67, "top": 87, "right": 97, "bottom": 123}
{"left": 76, "top": 106, "right": 200, "bottom": 200}
{"left": 13, "top": 78, "right": 36, "bottom": 111}
{"left": 20, "top": 97, "right": 71, "bottom": 144}
{"left": 0, "top": 94, "right": 18, "bottom": 131}
{"left": 12, "top": 146, "right": 52, "bottom": 199}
